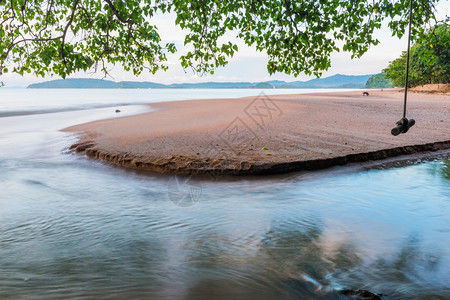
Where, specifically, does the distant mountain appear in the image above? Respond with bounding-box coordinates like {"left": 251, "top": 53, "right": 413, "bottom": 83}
{"left": 168, "top": 82, "right": 253, "bottom": 89}
{"left": 286, "top": 74, "right": 374, "bottom": 88}
{"left": 27, "top": 74, "right": 374, "bottom": 89}
{"left": 28, "top": 78, "right": 116, "bottom": 89}
{"left": 27, "top": 78, "right": 166, "bottom": 89}
{"left": 116, "top": 81, "right": 167, "bottom": 89}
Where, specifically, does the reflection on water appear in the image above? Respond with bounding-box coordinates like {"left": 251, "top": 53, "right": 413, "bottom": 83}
{"left": 0, "top": 106, "right": 449, "bottom": 299}
{"left": 0, "top": 149, "right": 449, "bottom": 299}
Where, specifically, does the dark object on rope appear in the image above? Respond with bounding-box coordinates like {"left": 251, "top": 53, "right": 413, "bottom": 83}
{"left": 391, "top": 0, "right": 415, "bottom": 136}
{"left": 391, "top": 117, "right": 416, "bottom": 136}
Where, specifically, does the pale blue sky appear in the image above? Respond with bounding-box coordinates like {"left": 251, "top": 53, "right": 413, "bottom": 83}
{"left": 2, "top": 1, "right": 449, "bottom": 87}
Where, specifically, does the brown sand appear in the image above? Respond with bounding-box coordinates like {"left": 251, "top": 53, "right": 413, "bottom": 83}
{"left": 65, "top": 89, "right": 450, "bottom": 176}
{"left": 410, "top": 83, "right": 450, "bottom": 94}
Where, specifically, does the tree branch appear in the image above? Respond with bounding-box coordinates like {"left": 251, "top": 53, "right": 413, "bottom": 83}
{"left": 61, "top": 0, "right": 80, "bottom": 64}
{"left": 104, "top": 0, "right": 135, "bottom": 25}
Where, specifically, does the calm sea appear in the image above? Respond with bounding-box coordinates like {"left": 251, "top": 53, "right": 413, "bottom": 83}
{"left": 0, "top": 88, "right": 356, "bottom": 117}
{"left": 0, "top": 88, "right": 449, "bottom": 299}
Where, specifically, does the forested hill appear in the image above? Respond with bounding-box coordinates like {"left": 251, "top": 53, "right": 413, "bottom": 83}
{"left": 365, "top": 73, "right": 395, "bottom": 88}
{"left": 27, "top": 74, "right": 373, "bottom": 89}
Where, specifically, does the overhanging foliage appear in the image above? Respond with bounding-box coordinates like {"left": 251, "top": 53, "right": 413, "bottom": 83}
{"left": 0, "top": 0, "right": 446, "bottom": 81}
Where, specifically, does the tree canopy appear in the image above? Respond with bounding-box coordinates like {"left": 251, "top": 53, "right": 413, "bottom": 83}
{"left": 0, "top": 0, "right": 447, "bottom": 82}
{"left": 383, "top": 24, "right": 449, "bottom": 87}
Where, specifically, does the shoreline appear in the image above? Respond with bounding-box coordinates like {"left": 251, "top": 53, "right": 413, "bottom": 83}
{"left": 69, "top": 139, "right": 450, "bottom": 177}
{"left": 65, "top": 89, "right": 450, "bottom": 177}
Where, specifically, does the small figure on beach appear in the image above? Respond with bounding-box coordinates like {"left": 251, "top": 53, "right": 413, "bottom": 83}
{"left": 362, "top": 92, "right": 369, "bottom": 96}
{"left": 115, "top": 109, "right": 121, "bottom": 113}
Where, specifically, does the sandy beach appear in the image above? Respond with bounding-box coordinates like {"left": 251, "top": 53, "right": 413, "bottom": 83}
{"left": 65, "top": 89, "right": 450, "bottom": 176}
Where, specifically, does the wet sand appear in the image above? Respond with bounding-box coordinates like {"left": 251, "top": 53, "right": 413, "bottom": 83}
{"left": 65, "top": 89, "right": 450, "bottom": 176}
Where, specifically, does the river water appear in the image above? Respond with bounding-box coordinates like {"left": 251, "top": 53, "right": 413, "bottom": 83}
{"left": 0, "top": 89, "right": 449, "bottom": 299}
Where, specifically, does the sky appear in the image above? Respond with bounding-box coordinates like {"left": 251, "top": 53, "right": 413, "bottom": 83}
{"left": 2, "top": 1, "right": 449, "bottom": 87}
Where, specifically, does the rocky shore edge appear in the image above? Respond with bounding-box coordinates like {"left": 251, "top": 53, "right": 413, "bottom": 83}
{"left": 70, "top": 140, "right": 450, "bottom": 177}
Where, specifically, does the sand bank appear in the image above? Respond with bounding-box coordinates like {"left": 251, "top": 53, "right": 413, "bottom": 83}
{"left": 65, "top": 90, "right": 450, "bottom": 176}
{"left": 410, "top": 83, "right": 450, "bottom": 94}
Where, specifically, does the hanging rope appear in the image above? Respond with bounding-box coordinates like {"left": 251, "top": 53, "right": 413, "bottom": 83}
{"left": 391, "top": 0, "right": 416, "bottom": 136}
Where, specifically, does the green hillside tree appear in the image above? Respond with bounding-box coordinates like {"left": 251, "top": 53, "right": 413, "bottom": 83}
{"left": 0, "top": 0, "right": 447, "bottom": 84}
{"left": 383, "top": 24, "right": 450, "bottom": 87}
{"left": 364, "top": 73, "right": 394, "bottom": 88}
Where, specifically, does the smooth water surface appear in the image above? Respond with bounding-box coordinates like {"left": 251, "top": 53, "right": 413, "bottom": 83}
{"left": 0, "top": 88, "right": 358, "bottom": 117}
{"left": 0, "top": 89, "right": 448, "bottom": 299}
